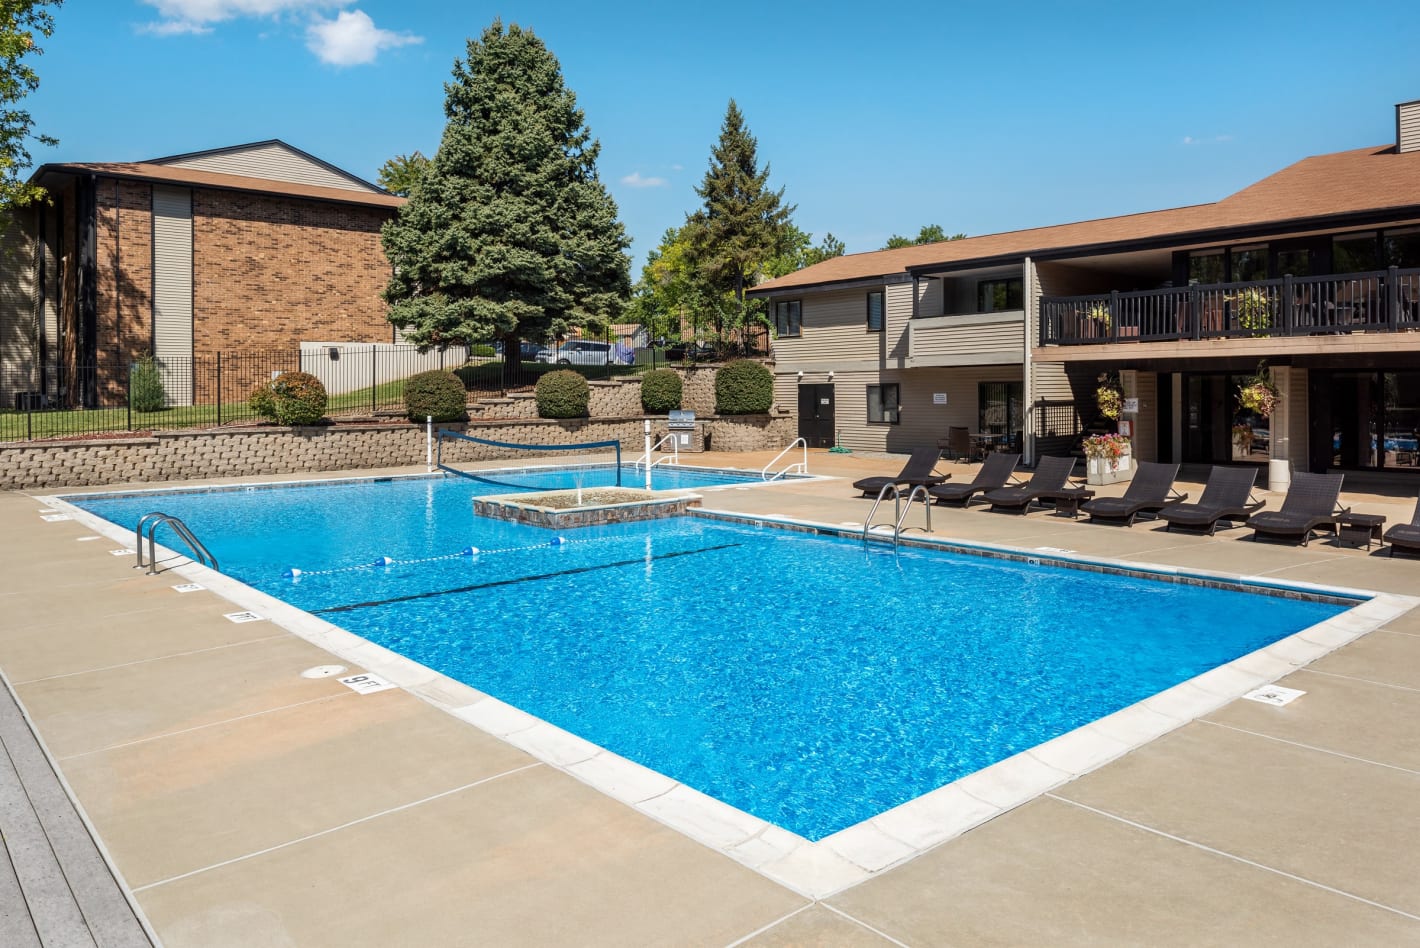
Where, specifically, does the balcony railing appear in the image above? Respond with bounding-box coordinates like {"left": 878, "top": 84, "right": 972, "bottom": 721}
{"left": 1040, "top": 266, "right": 1420, "bottom": 346}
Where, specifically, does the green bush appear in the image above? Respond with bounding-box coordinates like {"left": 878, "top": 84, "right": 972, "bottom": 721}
{"left": 404, "top": 369, "right": 468, "bottom": 422}
{"left": 130, "top": 355, "right": 166, "bottom": 413}
{"left": 715, "top": 359, "right": 773, "bottom": 415}
{"left": 249, "top": 371, "right": 328, "bottom": 426}
{"left": 640, "top": 369, "right": 682, "bottom": 413}
{"left": 469, "top": 344, "right": 497, "bottom": 358}
{"left": 535, "top": 369, "right": 590, "bottom": 419}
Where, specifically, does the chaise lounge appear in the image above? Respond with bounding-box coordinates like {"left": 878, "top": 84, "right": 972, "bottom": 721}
{"left": 852, "top": 445, "right": 950, "bottom": 497}
{"left": 928, "top": 452, "right": 1021, "bottom": 507}
{"left": 1384, "top": 492, "right": 1420, "bottom": 556}
{"left": 1080, "top": 461, "right": 1188, "bottom": 527}
{"left": 980, "top": 455, "right": 1079, "bottom": 514}
{"left": 1159, "top": 466, "right": 1265, "bottom": 535}
{"left": 1246, "top": 471, "right": 1346, "bottom": 546}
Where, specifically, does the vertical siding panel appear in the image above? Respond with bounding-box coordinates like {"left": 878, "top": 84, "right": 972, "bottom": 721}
{"left": 151, "top": 186, "right": 193, "bottom": 393}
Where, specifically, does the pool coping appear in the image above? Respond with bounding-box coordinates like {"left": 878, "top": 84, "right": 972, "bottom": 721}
{"left": 39, "top": 479, "right": 1420, "bottom": 901}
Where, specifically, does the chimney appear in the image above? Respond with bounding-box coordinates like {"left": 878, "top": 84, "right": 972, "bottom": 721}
{"left": 1399, "top": 99, "right": 1420, "bottom": 153}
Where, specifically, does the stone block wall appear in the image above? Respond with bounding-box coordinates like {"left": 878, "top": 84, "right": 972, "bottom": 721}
{"left": 2, "top": 413, "right": 792, "bottom": 490}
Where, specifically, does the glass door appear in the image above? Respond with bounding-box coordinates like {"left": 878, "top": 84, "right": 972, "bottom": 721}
{"left": 977, "top": 381, "right": 1023, "bottom": 452}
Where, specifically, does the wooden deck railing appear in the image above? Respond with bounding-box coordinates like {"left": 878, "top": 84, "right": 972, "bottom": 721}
{"left": 1040, "top": 267, "right": 1420, "bottom": 346}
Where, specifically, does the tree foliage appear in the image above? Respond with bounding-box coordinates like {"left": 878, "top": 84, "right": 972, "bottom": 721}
{"left": 381, "top": 20, "right": 631, "bottom": 374}
{"left": 682, "top": 99, "right": 794, "bottom": 334}
{"left": 764, "top": 224, "right": 844, "bottom": 279}
{"left": 377, "top": 151, "right": 430, "bottom": 197}
{"left": 0, "top": 0, "right": 60, "bottom": 212}
{"left": 883, "top": 224, "right": 966, "bottom": 249}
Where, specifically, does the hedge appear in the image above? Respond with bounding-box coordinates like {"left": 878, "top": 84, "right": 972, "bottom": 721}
{"left": 249, "top": 371, "right": 328, "bottom": 426}
{"left": 639, "top": 369, "right": 682, "bottom": 413}
{"left": 404, "top": 369, "right": 468, "bottom": 422}
{"left": 535, "top": 369, "right": 590, "bottom": 418}
{"left": 715, "top": 359, "right": 773, "bottom": 415}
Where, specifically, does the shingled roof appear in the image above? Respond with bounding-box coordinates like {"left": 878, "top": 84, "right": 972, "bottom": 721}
{"left": 750, "top": 144, "right": 1420, "bottom": 295}
{"left": 36, "top": 160, "right": 406, "bottom": 210}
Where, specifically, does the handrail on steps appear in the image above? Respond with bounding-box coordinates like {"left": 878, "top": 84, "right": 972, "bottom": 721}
{"left": 762, "top": 437, "right": 808, "bottom": 481}
{"left": 633, "top": 433, "right": 681, "bottom": 470}
{"left": 861, "top": 483, "right": 933, "bottom": 546}
{"left": 135, "top": 512, "right": 219, "bottom": 575}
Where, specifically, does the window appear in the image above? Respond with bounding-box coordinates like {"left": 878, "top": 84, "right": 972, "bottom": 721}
{"left": 866, "top": 290, "right": 884, "bottom": 331}
{"left": 1333, "top": 232, "right": 1379, "bottom": 273}
{"left": 977, "top": 278, "right": 1023, "bottom": 313}
{"left": 977, "top": 381, "right": 1023, "bottom": 441}
{"left": 1189, "top": 250, "right": 1224, "bottom": 285}
{"left": 868, "top": 384, "right": 900, "bottom": 424}
{"left": 1384, "top": 228, "right": 1420, "bottom": 269}
{"left": 1230, "top": 245, "right": 1268, "bottom": 283}
{"left": 773, "top": 299, "right": 801, "bottom": 337}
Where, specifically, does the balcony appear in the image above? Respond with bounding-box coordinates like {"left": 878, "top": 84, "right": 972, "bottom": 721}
{"left": 1040, "top": 267, "right": 1420, "bottom": 347}
{"left": 907, "top": 311, "right": 1025, "bottom": 367}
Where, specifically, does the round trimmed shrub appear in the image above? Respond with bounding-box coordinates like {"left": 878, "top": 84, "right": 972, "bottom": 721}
{"left": 535, "top": 369, "right": 590, "bottom": 419}
{"left": 714, "top": 359, "right": 773, "bottom": 415}
{"left": 249, "top": 371, "right": 327, "bottom": 426}
{"left": 640, "top": 369, "right": 682, "bottom": 414}
{"left": 404, "top": 369, "right": 468, "bottom": 422}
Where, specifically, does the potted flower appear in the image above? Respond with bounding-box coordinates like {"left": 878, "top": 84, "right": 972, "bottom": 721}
{"left": 1237, "top": 362, "right": 1280, "bottom": 418}
{"left": 1095, "top": 372, "right": 1122, "bottom": 420}
{"left": 1083, "top": 301, "right": 1111, "bottom": 335}
{"left": 1226, "top": 287, "right": 1273, "bottom": 335}
{"left": 1082, "top": 432, "right": 1134, "bottom": 485}
{"left": 1232, "top": 424, "right": 1254, "bottom": 458}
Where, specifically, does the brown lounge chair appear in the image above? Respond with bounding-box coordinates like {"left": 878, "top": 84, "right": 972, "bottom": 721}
{"left": 1384, "top": 492, "right": 1420, "bottom": 556}
{"left": 980, "top": 455, "right": 1080, "bottom": 514}
{"left": 928, "top": 452, "right": 1021, "bottom": 507}
{"left": 1159, "top": 466, "right": 1265, "bottom": 535}
{"left": 1247, "top": 472, "right": 1347, "bottom": 546}
{"left": 852, "top": 446, "right": 949, "bottom": 497}
{"left": 1080, "top": 461, "right": 1188, "bottom": 527}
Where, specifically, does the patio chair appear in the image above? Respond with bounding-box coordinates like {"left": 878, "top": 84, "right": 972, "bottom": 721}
{"left": 1158, "top": 466, "right": 1265, "bottom": 536}
{"left": 980, "top": 455, "right": 1079, "bottom": 514}
{"left": 852, "top": 446, "right": 950, "bottom": 497}
{"left": 927, "top": 452, "right": 1021, "bottom": 507}
{"left": 938, "top": 426, "right": 971, "bottom": 461}
{"left": 1245, "top": 472, "right": 1347, "bottom": 546}
{"left": 1383, "top": 492, "right": 1420, "bottom": 557}
{"left": 1080, "top": 461, "right": 1188, "bottom": 527}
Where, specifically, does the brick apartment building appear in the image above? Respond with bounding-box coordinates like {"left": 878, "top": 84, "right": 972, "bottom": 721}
{"left": 0, "top": 140, "right": 404, "bottom": 408}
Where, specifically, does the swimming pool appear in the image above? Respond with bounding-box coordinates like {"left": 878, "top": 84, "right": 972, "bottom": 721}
{"left": 71, "top": 473, "right": 1352, "bottom": 842}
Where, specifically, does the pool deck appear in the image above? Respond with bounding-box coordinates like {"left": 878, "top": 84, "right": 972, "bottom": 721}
{"left": 4, "top": 451, "right": 1420, "bottom": 945}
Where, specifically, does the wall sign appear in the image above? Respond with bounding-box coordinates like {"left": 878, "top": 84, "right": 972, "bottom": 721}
{"left": 1123, "top": 398, "right": 1140, "bottom": 413}
{"left": 933, "top": 393, "right": 948, "bottom": 405}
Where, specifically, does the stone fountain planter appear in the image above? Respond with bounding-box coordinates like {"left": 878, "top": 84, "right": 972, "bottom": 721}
{"left": 473, "top": 487, "right": 701, "bottom": 529}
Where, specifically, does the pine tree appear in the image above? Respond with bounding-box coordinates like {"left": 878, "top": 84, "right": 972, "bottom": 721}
{"left": 684, "top": 100, "right": 794, "bottom": 337}
{"left": 381, "top": 21, "right": 631, "bottom": 378}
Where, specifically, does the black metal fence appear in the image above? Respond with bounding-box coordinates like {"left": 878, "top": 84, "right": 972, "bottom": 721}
{"left": 1032, "top": 399, "right": 1083, "bottom": 458}
{"left": 0, "top": 327, "right": 769, "bottom": 443}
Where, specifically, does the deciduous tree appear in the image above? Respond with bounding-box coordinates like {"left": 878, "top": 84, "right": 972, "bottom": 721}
{"left": 0, "top": 0, "right": 60, "bottom": 212}
{"left": 381, "top": 21, "right": 630, "bottom": 380}
{"left": 376, "top": 151, "right": 429, "bottom": 197}
{"left": 883, "top": 224, "right": 965, "bottom": 249}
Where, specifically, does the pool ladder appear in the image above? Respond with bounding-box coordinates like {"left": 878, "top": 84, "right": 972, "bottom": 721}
{"left": 862, "top": 484, "right": 932, "bottom": 547}
{"left": 134, "top": 512, "right": 219, "bottom": 575}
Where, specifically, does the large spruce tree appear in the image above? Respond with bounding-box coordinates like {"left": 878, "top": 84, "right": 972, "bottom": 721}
{"left": 684, "top": 100, "right": 794, "bottom": 333}
{"left": 381, "top": 21, "right": 630, "bottom": 372}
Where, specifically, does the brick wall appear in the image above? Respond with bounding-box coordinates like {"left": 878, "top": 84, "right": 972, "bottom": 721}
{"left": 95, "top": 180, "right": 154, "bottom": 374}
{"left": 1, "top": 415, "right": 792, "bottom": 490}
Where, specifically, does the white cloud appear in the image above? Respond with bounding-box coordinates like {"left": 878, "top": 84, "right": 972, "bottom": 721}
{"left": 1182, "top": 134, "right": 1233, "bottom": 146}
{"left": 621, "top": 171, "right": 668, "bottom": 188}
{"left": 141, "top": 0, "right": 335, "bottom": 33}
{"left": 306, "top": 10, "right": 422, "bottom": 66}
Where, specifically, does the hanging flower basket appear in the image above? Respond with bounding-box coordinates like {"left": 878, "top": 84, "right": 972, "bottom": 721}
{"left": 1095, "top": 372, "right": 1123, "bottom": 420}
{"left": 1237, "top": 362, "right": 1281, "bottom": 418}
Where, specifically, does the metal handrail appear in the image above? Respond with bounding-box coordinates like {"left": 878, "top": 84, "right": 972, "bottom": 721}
{"left": 762, "top": 437, "right": 808, "bottom": 481}
{"left": 633, "top": 433, "right": 681, "bottom": 470}
{"left": 135, "top": 512, "right": 219, "bottom": 575}
{"left": 862, "top": 483, "right": 933, "bottom": 546}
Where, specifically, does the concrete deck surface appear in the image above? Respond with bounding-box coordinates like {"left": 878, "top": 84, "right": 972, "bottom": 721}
{"left": 3, "top": 449, "right": 1419, "bottom": 945}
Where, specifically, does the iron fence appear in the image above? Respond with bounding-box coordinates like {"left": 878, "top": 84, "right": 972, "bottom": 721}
{"left": 0, "top": 327, "right": 769, "bottom": 443}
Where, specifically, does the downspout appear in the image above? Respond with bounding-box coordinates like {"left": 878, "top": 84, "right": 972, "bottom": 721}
{"left": 1023, "top": 256, "right": 1035, "bottom": 466}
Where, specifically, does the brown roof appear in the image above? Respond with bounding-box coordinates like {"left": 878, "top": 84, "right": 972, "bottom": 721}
{"left": 37, "top": 161, "right": 406, "bottom": 210}
{"left": 750, "top": 145, "right": 1420, "bottom": 295}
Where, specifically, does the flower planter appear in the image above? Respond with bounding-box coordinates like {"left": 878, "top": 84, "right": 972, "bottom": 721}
{"left": 1086, "top": 448, "right": 1133, "bottom": 485}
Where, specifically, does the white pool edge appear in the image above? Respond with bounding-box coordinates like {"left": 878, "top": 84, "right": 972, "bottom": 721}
{"left": 39, "top": 491, "right": 1419, "bottom": 901}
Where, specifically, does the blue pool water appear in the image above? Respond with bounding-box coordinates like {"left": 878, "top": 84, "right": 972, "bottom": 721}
{"left": 71, "top": 474, "right": 1351, "bottom": 841}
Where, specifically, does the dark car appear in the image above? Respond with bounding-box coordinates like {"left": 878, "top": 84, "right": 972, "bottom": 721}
{"left": 659, "top": 340, "right": 717, "bottom": 361}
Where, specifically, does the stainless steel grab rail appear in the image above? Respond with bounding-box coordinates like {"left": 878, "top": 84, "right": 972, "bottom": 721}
{"left": 135, "top": 512, "right": 219, "bottom": 575}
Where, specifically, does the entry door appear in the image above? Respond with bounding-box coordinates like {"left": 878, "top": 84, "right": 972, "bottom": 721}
{"left": 797, "top": 384, "right": 835, "bottom": 448}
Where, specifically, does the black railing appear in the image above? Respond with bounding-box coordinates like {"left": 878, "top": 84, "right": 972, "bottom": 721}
{"left": 1040, "top": 266, "right": 1420, "bottom": 346}
{"left": 0, "top": 328, "right": 768, "bottom": 443}
{"left": 1032, "top": 399, "right": 1083, "bottom": 458}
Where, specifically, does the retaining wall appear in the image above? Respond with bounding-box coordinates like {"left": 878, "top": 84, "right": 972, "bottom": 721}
{"left": 1, "top": 414, "right": 796, "bottom": 490}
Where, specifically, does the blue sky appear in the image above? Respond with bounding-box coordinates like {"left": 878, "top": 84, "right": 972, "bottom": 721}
{"left": 30, "top": 1, "right": 1420, "bottom": 272}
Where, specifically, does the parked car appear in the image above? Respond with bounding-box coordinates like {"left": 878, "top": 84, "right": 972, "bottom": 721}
{"left": 660, "top": 340, "right": 717, "bottom": 361}
{"left": 542, "top": 340, "right": 616, "bottom": 365}
{"left": 495, "top": 340, "right": 553, "bottom": 362}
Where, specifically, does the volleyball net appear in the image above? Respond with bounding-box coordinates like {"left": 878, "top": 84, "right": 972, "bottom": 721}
{"left": 434, "top": 429, "right": 623, "bottom": 490}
